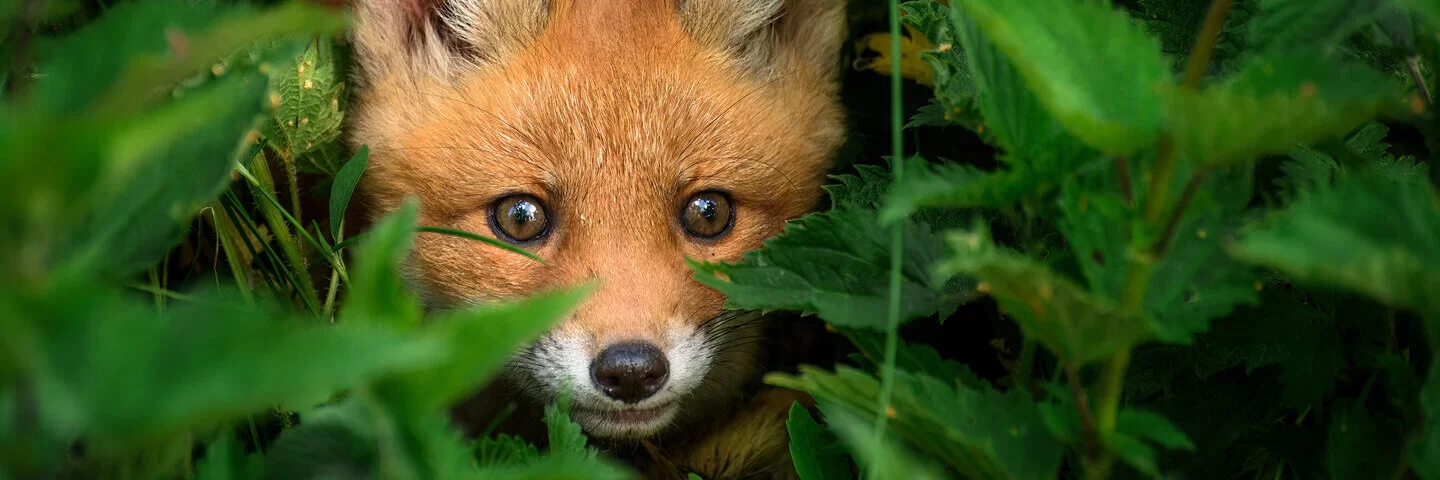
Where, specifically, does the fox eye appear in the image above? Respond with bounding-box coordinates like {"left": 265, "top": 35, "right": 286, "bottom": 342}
{"left": 680, "top": 192, "right": 733, "bottom": 239}
{"left": 490, "top": 194, "right": 549, "bottom": 243}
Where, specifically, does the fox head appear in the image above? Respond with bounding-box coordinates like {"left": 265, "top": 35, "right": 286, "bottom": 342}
{"left": 348, "top": 0, "right": 846, "bottom": 440}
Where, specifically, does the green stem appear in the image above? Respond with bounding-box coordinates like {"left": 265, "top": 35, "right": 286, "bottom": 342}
{"left": 1181, "top": 0, "right": 1234, "bottom": 89}
{"left": 1018, "top": 337, "right": 1037, "bottom": 393}
{"left": 870, "top": 0, "right": 904, "bottom": 472}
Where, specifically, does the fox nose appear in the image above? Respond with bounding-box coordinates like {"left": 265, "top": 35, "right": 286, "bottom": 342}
{"left": 590, "top": 342, "right": 669, "bottom": 403}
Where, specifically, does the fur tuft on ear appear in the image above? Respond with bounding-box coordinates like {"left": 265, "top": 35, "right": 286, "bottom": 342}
{"left": 677, "top": 0, "right": 845, "bottom": 76}
{"left": 351, "top": 0, "right": 549, "bottom": 81}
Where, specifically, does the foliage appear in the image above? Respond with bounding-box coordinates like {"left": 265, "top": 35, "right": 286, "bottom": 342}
{"left": 6, "top": 0, "right": 1440, "bottom": 479}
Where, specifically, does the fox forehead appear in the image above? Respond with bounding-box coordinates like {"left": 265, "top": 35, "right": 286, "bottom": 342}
{"left": 349, "top": 0, "right": 845, "bottom": 318}
{"left": 354, "top": 19, "right": 841, "bottom": 222}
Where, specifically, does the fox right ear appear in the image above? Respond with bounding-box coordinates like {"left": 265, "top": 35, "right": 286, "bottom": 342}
{"left": 350, "top": 0, "right": 549, "bottom": 81}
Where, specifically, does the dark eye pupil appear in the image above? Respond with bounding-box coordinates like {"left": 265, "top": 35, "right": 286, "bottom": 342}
{"left": 509, "top": 200, "right": 537, "bottom": 224}
{"left": 492, "top": 195, "right": 548, "bottom": 243}
{"left": 694, "top": 198, "right": 717, "bottom": 219}
{"left": 681, "top": 192, "right": 731, "bottom": 238}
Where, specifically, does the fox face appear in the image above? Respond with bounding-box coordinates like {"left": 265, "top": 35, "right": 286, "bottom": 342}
{"left": 348, "top": 0, "right": 845, "bottom": 440}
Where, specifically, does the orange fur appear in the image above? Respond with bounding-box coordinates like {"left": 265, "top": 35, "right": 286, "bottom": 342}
{"left": 348, "top": 0, "right": 846, "bottom": 476}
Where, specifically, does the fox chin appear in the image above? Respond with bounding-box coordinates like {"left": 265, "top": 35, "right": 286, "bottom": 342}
{"left": 345, "top": 0, "right": 846, "bottom": 473}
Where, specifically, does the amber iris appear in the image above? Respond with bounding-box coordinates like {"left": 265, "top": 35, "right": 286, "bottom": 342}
{"left": 680, "top": 192, "right": 733, "bottom": 238}
{"left": 491, "top": 194, "right": 548, "bottom": 243}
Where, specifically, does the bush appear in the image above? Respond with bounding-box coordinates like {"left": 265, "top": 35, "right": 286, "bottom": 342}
{"left": 3, "top": 0, "right": 1439, "bottom": 479}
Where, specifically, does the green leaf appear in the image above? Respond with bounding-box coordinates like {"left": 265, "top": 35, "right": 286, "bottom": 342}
{"left": 880, "top": 158, "right": 1046, "bottom": 224}
{"left": 1414, "top": 359, "right": 1440, "bottom": 480}
{"left": 1228, "top": 173, "right": 1440, "bottom": 318}
{"left": 197, "top": 432, "right": 263, "bottom": 480}
{"left": 472, "top": 456, "right": 633, "bottom": 480}
{"left": 690, "top": 208, "right": 962, "bottom": 330}
{"left": 838, "top": 327, "right": 989, "bottom": 390}
{"left": 1057, "top": 176, "right": 1259, "bottom": 343}
{"left": 10, "top": 284, "right": 442, "bottom": 444}
{"left": 769, "top": 366, "right": 1063, "bottom": 480}
{"left": 948, "top": 4, "right": 1094, "bottom": 172}
{"left": 818, "top": 404, "right": 945, "bottom": 480}
{"left": 1326, "top": 405, "right": 1404, "bottom": 480}
{"left": 330, "top": 145, "right": 369, "bottom": 238}
{"left": 56, "top": 72, "right": 263, "bottom": 277}
{"left": 343, "top": 197, "right": 424, "bottom": 329}
{"left": 377, "top": 285, "right": 590, "bottom": 415}
{"left": 29, "top": 0, "right": 347, "bottom": 116}
{"left": 268, "top": 38, "right": 348, "bottom": 174}
{"left": 1169, "top": 54, "right": 1407, "bottom": 167}
{"left": 900, "top": 2, "right": 982, "bottom": 130}
{"left": 786, "top": 402, "right": 852, "bottom": 480}
{"left": 472, "top": 434, "right": 540, "bottom": 468}
{"left": 940, "top": 222, "right": 1152, "bottom": 365}
{"left": 954, "top": 0, "right": 1172, "bottom": 156}
{"left": 543, "top": 395, "right": 598, "bottom": 462}
{"left": 1190, "top": 291, "right": 1345, "bottom": 407}
{"left": 1249, "top": 0, "right": 1389, "bottom": 54}
{"left": 262, "top": 400, "right": 379, "bottom": 480}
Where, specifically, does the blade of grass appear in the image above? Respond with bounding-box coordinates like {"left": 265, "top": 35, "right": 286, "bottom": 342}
{"left": 871, "top": 0, "right": 905, "bottom": 476}
{"left": 222, "top": 190, "right": 319, "bottom": 315}
{"left": 247, "top": 152, "right": 322, "bottom": 312}
{"left": 208, "top": 202, "right": 255, "bottom": 303}
{"left": 235, "top": 161, "right": 351, "bottom": 286}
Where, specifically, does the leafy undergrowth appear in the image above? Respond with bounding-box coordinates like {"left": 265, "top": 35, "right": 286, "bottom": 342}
{"left": 5, "top": 0, "right": 1440, "bottom": 479}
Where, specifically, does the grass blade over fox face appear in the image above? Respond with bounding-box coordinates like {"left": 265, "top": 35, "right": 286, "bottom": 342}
{"left": 348, "top": 0, "right": 846, "bottom": 443}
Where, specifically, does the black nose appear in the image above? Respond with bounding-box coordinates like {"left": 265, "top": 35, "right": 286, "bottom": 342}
{"left": 590, "top": 342, "right": 669, "bottom": 403}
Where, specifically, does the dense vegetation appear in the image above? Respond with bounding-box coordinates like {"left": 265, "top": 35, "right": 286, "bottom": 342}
{"left": 4, "top": 0, "right": 1440, "bottom": 478}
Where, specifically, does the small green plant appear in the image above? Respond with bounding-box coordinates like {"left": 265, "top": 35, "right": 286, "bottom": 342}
{"left": 5, "top": 0, "right": 1440, "bottom": 479}
{"left": 698, "top": 0, "right": 1440, "bottom": 478}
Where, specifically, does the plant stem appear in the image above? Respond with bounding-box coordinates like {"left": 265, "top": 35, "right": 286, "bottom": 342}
{"left": 1114, "top": 157, "right": 1134, "bottom": 205}
{"left": 1181, "top": 0, "right": 1234, "bottom": 89}
{"left": 870, "top": 0, "right": 904, "bottom": 473}
{"left": 1153, "top": 171, "right": 1208, "bottom": 257}
{"left": 1066, "top": 363, "right": 1099, "bottom": 458}
{"left": 1018, "top": 338, "right": 1037, "bottom": 393}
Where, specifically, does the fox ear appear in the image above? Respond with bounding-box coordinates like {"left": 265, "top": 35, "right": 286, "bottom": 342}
{"left": 677, "top": 0, "right": 846, "bottom": 76}
{"left": 350, "top": 0, "right": 548, "bottom": 80}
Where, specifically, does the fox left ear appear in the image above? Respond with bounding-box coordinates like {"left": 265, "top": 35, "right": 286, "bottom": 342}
{"left": 677, "top": 0, "right": 846, "bottom": 77}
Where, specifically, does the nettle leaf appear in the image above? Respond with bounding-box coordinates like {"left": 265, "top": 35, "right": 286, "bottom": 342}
{"left": 948, "top": 4, "right": 1094, "bottom": 173}
{"left": 900, "top": 1, "right": 983, "bottom": 129}
{"left": 824, "top": 163, "right": 892, "bottom": 210}
{"left": 268, "top": 38, "right": 348, "bottom": 174}
{"left": 343, "top": 197, "right": 425, "bottom": 329}
{"left": 819, "top": 404, "right": 946, "bottom": 480}
{"left": 1326, "top": 405, "right": 1405, "bottom": 480}
{"left": 14, "top": 284, "right": 442, "bottom": 445}
{"left": 377, "top": 285, "right": 590, "bottom": 416}
{"left": 1058, "top": 176, "right": 1259, "bottom": 343}
{"left": 1414, "top": 359, "right": 1440, "bottom": 480}
{"left": 839, "top": 327, "right": 990, "bottom": 391}
{"left": 58, "top": 72, "right": 264, "bottom": 277}
{"left": 1039, "top": 397, "right": 1193, "bottom": 477}
{"left": 197, "top": 433, "right": 263, "bottom": 480}
{"left": 690, "top": 208, "right": 964, "bottom": 330}
{"left": 1138, "top": 0, "right": 1251, "bottom": 76}
{"left": 1229, "top": 173, "right": 1440, "bottom": 318}
{"left": 940, "top": 223, "right": 1152, "bottom": 365}
{"left": 543, "top": 396, "right": 595, "bottom": 462}
{"left": 786, "top": 402, "right": 852, "bottom": 480}
{"left": 880, "top": 158, "right": 1044, "bottom": 223}
{"left": 262, "top": 399, "right": 379, "bottom": 480}
{"left": 769, "top": 366, "right": 1063, "bottom": 480}
{"left": 1249, "top": 0, "right": 1389, "bottom": 54}
{"left": 1193, "top": 291, "right": 1345, "bottom": 407}
{"left": 955, "top": 0, "right": 1171, "bottom": 156}
{"left": 1277, "top": 123, "right": 1427, "bottom": 200}
{"left": 472, "top": 434, "right": 541, "bottom": 468}
{"left": 1169, "top": 54, "right": 1407, "bottom": 167}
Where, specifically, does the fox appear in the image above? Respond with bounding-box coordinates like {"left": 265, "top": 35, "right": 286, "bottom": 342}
{"left": 345, "top": 0, "right": 847, "bottom": 477}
